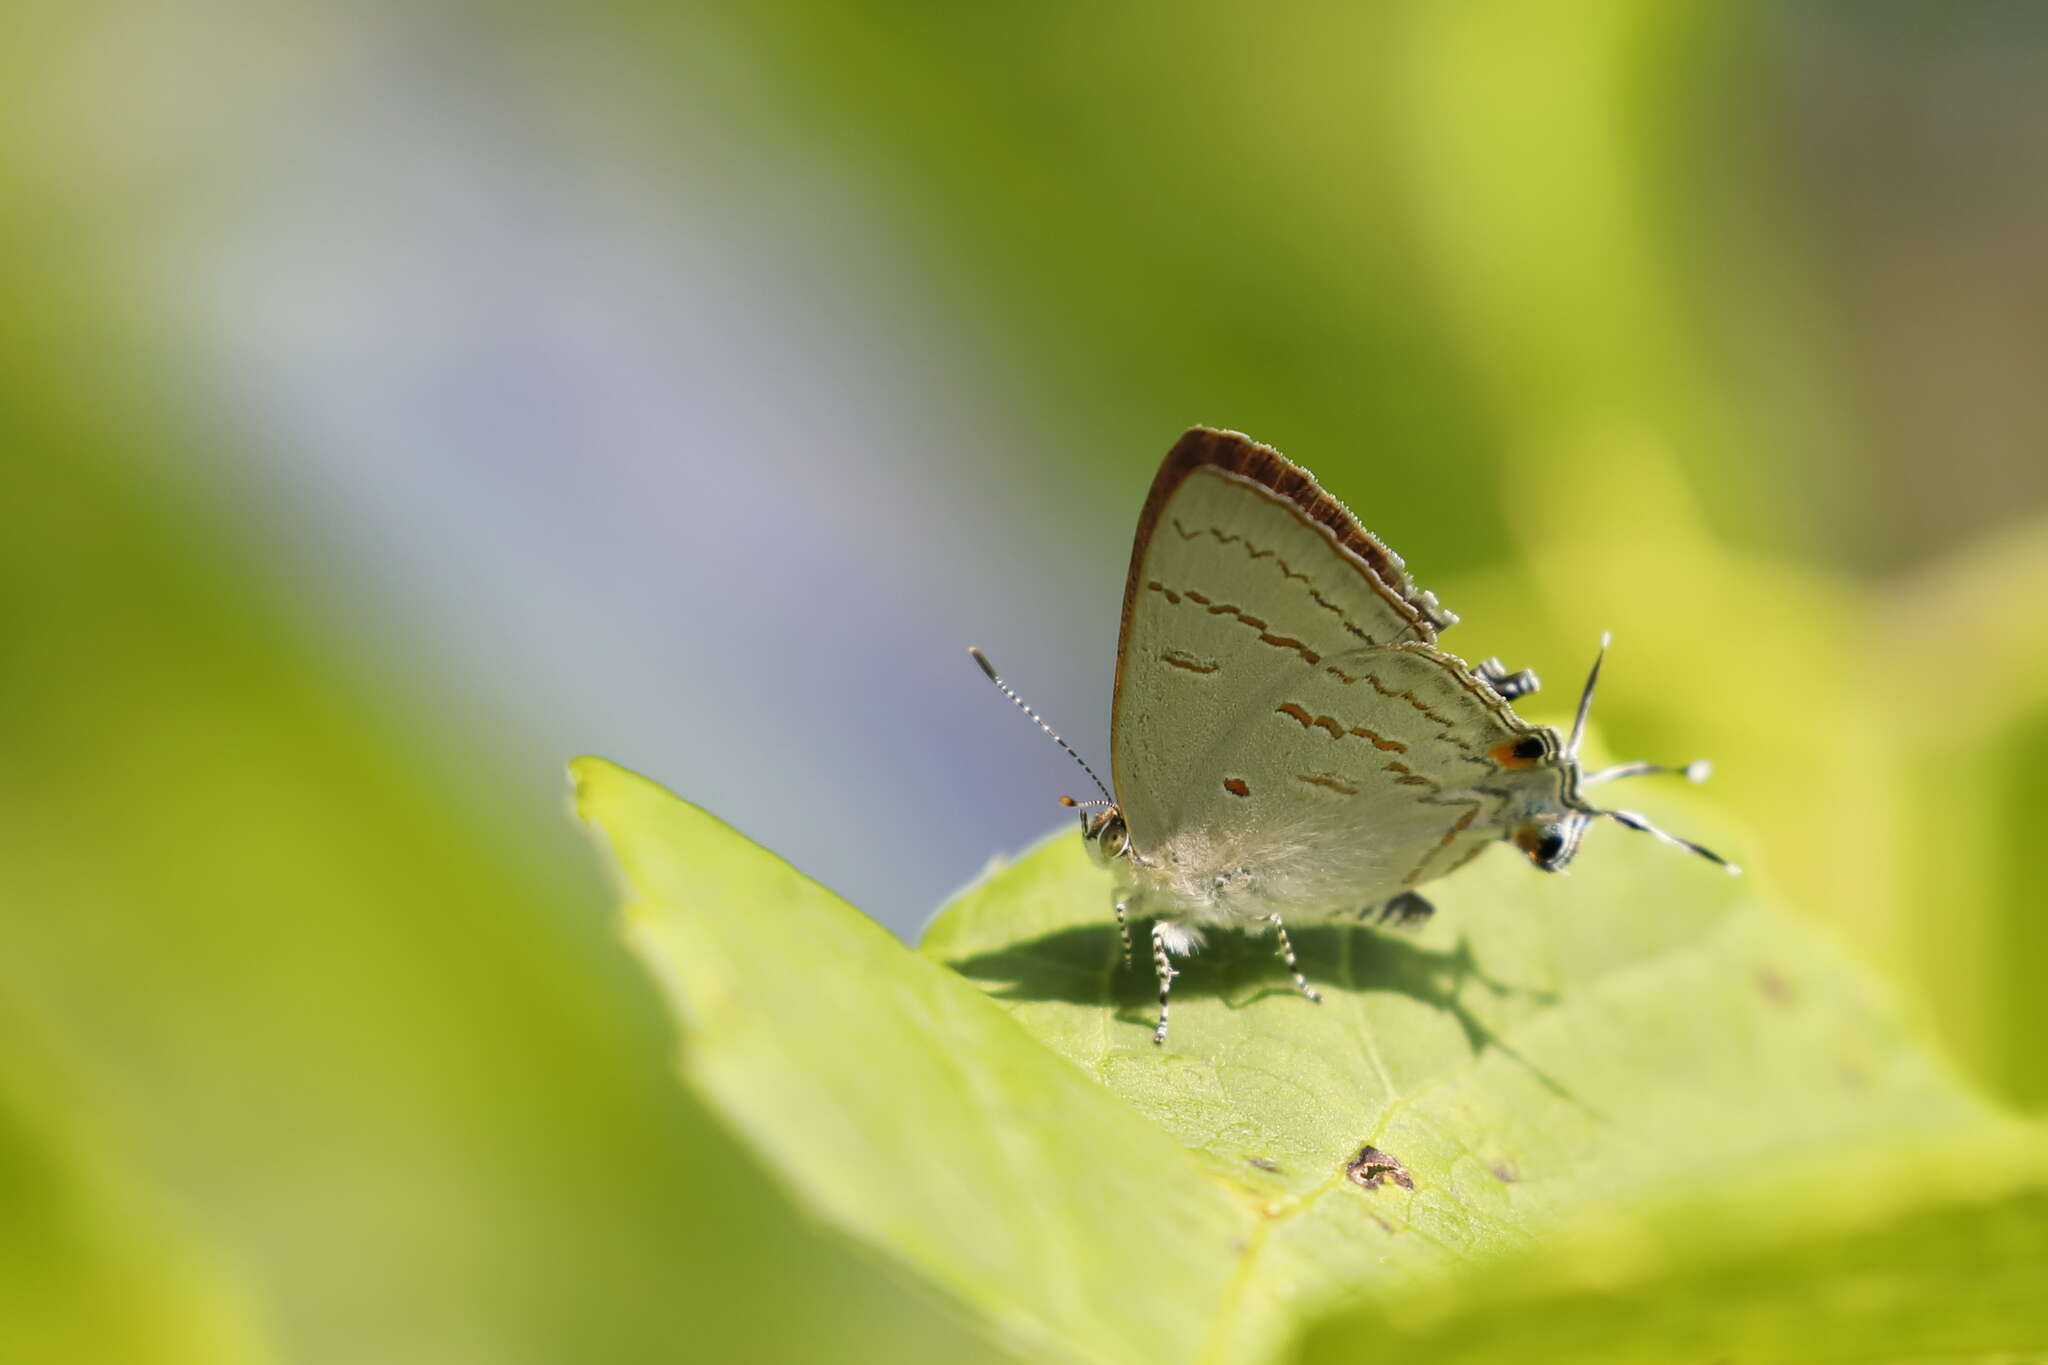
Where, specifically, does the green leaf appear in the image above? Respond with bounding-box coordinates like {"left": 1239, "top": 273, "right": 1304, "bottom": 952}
{"left": 574, "top": 757, "right": 1253, "bottom": 1365}
{"left": 583, "top": 755, "right": 2035, "bottom": 1363}
{"left": 1292, "top": 1129, "right": 2048, "bottom": 1363}
{"left": 922, "top": 794, "right": 2023, "bottom": 1356}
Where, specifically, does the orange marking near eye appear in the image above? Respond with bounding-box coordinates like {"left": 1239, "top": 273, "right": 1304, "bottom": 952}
{"left": 1490, "top": 738, "right": 1545, "bottom": 769}
{"left": 1223, "top": 778, "right": 1251, "bottom": 797}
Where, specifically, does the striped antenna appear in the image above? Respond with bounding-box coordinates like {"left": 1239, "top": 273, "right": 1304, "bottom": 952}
{"left": 1565, "top": 631, "right": 1611, "bottom": 761}
{"left": 1582, "top": 758, "right": 1712, "bottom": 786}
{"left": 969, "top": 647, "right": 1114, "bottom": 807}
{"left": 1597, "top": 807, "right": 1742, "bottom": 876}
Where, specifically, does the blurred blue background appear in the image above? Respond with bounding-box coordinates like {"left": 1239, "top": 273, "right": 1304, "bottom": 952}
{"left": 5, "top": 2, "right": 2046, "bottom": 1360}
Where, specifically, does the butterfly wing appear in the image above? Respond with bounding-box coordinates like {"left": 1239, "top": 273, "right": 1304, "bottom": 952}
{"left": 1223, "top": 640, "right": 1561, "bottom": 910}
{"left": 1111, "top": 429, "right": 1550, "bottom": 912}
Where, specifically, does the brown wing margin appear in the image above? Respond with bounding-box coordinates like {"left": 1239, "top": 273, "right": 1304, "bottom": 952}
{"left": 1113, "top": 428, "right": 1438, "bottom": 692}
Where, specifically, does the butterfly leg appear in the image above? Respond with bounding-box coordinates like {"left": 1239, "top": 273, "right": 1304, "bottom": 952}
{"left": 1150, "top": 922, "right": 1179, "bottom": 1044}
{"left": 1375, "top": 891, "right": 1434, "bottom": 927}
{"left": 1112, "top": 894, "right": 1133, "bottom": 970}
{"left": 1266, "top": 913, "right": 1322, "bottom": 1004}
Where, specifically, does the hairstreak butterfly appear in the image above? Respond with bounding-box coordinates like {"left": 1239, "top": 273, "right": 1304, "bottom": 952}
{"left": 974, "top": 427, "right": 1734, "bottom": 1043}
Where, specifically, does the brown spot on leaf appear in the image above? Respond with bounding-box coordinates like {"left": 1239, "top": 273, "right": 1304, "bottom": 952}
{"left": 1491, "top": 1161, "right": 1519, "bottom": 1184}
{"left": 1345, "top": 1145, "right": 1414, "bottom": 1191}
{"left": 1247, "top": 1157, "right": 1279, "bottom": 1173}
{"left": 1223, "top": 778, "right": 1250, "bottom": 797}
{"left": 1757, "top": 968, "right": 1794, "bottom": 1005}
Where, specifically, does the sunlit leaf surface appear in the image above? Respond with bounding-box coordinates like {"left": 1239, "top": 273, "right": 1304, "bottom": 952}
{"left": 582, "top": 756, "right": 2035, "bottom": 1363}
{"left": 923, "top": 810, "right": 2010, "bottom": 1358}
{"left": 577, "top": 757, "right": 1246, "bottom": 1365}
{"left": 1295, "top": 1131, "right": 2048, "bottom": 1363}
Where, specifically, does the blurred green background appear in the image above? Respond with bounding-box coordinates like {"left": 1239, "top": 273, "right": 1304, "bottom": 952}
{"left": 4, "top": 1, "right": 2045, "bottom": 1359}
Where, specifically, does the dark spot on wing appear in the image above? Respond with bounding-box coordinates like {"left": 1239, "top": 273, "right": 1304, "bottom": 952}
{"left": 1491, "top": 735, "right": 1546, "bottom": 768}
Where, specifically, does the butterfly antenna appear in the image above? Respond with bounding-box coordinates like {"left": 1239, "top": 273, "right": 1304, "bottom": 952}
{"left": 1565, "top": 631, "right": 1610, "bottom": 761}
{"left": 1581, "top": 758, "right": 1713, "bottom": 787}
{"left": 968, "top": 647, "right": 1114, "bottom": 807}
{"left": 1595, "top": 807, "right": 1742, "bottom": 876}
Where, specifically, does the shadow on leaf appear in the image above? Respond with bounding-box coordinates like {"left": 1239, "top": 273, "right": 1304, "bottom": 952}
{"left": 941, "top": 919, "right": 1574, "bottom": 1102}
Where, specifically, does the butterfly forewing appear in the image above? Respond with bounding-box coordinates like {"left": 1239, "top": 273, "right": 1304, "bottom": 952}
{"left": 1111, "top": 430, "right": 1545, "bottom": 912}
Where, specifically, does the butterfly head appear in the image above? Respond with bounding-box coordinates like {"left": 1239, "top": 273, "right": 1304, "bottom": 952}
{"left": 1511, "top": 811, "right": 1592, "bottom": 873}
{"left": 1077, "top": 804, "right": 1132, "bottom": 866}
{"left": 1521, "top": 633, "right": 1741, "bottom": 876}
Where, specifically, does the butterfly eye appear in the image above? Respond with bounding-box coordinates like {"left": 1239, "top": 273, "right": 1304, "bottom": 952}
{"left": 1513, "top": 821, "right": 1576, "bottom": 870}
{"left": 1087, "top": 811, "right": 1131, "bottom": 862}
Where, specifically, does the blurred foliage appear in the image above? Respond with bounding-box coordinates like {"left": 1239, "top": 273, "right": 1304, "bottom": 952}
{"left": 582, "top": 757, "right": 2047, "bottom": 1362}
{"left": 0, "top": 298, "right": 998, "bottom": 1363}
{"left": 653, "top": 0, "right": 1802, "bottom": 567}
{"left": 0, "top": 1005, "right": 269, "bottom": 1365}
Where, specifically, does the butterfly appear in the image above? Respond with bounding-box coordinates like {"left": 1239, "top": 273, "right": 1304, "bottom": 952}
{"left": 974, "top": 426, "right": 1734, "bottom": 1043}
